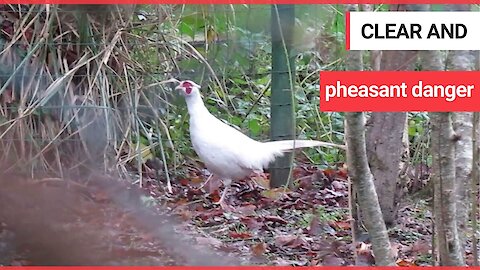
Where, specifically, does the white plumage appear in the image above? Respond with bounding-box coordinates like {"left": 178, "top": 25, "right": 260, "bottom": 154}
{"left": 176, "top": 80, "right": 344, "bottom": 209}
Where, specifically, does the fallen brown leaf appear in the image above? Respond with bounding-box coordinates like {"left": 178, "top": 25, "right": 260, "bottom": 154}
{"left": 332, "top": 220, "right": 351, "bottom": 230}
{"left": 356, "top": 242, "right": 375, "bottom": 266}
{"left": 297, "top": 175, "right": 314, "bottom": 190}
{"left": 241, "top": 217, "right": 263, "bottom": 230}
{"left": 229, "top": 231, "right": 252, "bottom": 239}
{"left": 190, "top": 176, "right": 204, "bottom": 184}
{"left": 236, "top": 204, "right": 257, "bottom": 215}
{"left": 274, "top": 234, "right": 307, "bottom": 248}
{"left": 261, "top": 187, "right": 290, "bottom": 200}
{"left": 251, "top": 242, "right": 268, "bottom": 257}
{"left": 396, "top": 258, "right": 416, "bottom": 266}
{"left": 195, "top": 209, "right": 223, "bottom": 220}
{"left": 179, "top": 178, "right": 189, "bottom": 186}
{"left": 252, "top": 175, "right": 269, "bottom": 189}
{"left": 264, "top": 215, "right": 288, "bottom": 225}
{"left": 209, "top": 190, "right": 221, "bottom": 202}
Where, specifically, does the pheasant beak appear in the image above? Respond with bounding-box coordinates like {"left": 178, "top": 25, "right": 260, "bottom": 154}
{"left": 175, "top": 80, "right": 201, "bottom": 96}
{"left": 175, "top": 82, "right": 186, "bottom": 94}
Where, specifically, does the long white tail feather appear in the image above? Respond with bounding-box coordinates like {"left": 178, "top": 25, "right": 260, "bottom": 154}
{"left": 264, "top": 140, "right": 345, "bottom": 152}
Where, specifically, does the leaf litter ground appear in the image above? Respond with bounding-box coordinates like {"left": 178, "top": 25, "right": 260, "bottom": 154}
{"left": 0, "top": 164, "right": 435, "bottom": 266}
{"left": 148, "top": 163, "right": 435, "bottom": 266}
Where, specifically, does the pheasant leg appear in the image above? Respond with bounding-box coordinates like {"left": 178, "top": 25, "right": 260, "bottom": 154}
{"left": 216, "top": 179, "right": 234, "bottom": 211}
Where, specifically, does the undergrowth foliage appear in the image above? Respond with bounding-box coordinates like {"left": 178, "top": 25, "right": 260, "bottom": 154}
{"left": 0, "top": 4, "right": 347, "bottom": 180}
{"left": 0, "top": 5, "right": 177, "bottom": 177}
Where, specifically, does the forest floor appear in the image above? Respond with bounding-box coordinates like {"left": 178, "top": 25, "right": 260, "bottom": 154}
{"left": 0, "top": 164, "right": 438, "bottom": 266}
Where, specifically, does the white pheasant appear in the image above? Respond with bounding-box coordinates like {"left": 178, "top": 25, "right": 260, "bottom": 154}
{"left": 176, "top": 80, "right": 344, "bottom": 210}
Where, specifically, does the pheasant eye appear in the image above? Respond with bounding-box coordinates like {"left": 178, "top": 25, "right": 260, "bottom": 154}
{"left": 181, "top": 81, "right": 193, "bottom": 95}
{"left": 182, "top": 81, "right": 192, "bottom": 88}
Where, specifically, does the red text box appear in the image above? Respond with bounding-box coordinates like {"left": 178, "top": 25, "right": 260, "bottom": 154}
{"left": 320, "top": 71, "right": 480, "bottom": 112}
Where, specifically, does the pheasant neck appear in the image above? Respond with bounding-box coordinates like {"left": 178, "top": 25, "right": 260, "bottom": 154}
{"left": 185, "top": 92, "right": 210, "bottom": 118}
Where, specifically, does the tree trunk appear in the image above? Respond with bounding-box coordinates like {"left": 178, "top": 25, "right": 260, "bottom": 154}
{"left": 421, "top": 42, "right": 464, "bottom": 264}
{"left": 429, "top": 112, "right": 464, "bottom": 265}
{"left": 444, "top": 5, "right": 474, "bottom": 259}
{"left": 365, "top": 113, "right": 408, "bottom": 226}
{"left": 471, "top": 112, "right": 480, "bottom": 266}
{"left": 344, "top": 5, "right": 394, "bottom": 265}
{"left": 344, "top": 5, "right": 363, "bottom": 265}
{"left": 452, "top": 111, "right": 472, "bottom": 258}
{"left": 363, "top": 4, "right": 417, "bottom": 226}
{"left": 346, "top": 112, "right": 395, "bottom": 266}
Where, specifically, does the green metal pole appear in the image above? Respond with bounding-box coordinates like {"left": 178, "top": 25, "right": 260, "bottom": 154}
{"left": 270, "top": 4, "right": 295, "bottom": 188}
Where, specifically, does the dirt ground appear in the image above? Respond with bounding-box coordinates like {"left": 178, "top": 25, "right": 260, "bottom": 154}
{"left": 0, "top": 165, "right": 435, "bottom": 266}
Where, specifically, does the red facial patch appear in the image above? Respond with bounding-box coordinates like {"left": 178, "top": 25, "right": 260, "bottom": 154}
{"left": 182, "top": 81, "right": 193, "bottom": 95}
